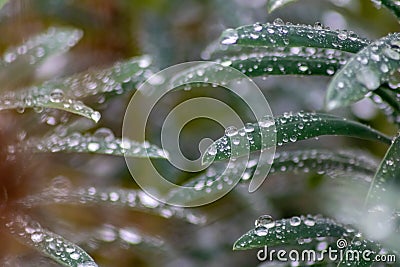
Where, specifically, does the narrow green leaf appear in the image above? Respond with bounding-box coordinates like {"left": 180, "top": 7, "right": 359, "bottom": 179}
{"left": 168, "top": 149, "right": 377, "bottom": 205}
{"left": 233, "top": 215, "right": 354, "bottom": 250}
{"left": 0, "top": 27, "right": 83, "bottom": 90}
{"left": 326, "top": 33, "right": 400, "bottom": 110}
{"left": 32, "top": 55, "right": 155, "bottom": 99}
{"left": 202, "top": 112, "right": 391, "bottom": 164}
{"left": 178, "top": 47, "right": 348, "bottom": 81}
{"left": 267, "top": 0, "right": 298, "bottom": 13}
{"left": 0, "top": 90, "right": 101, "bottom": 122}
{"left": 4, "top": 212, "right": 98, "bottom": 267}
{"left": 219, "top": 21, "right": 369, "bottom": 53}
{"left": 18, "top": 183, "right": 205, "bottom": 225}
{"left": 19, "top": 129, "right": 169, "bottom": 158}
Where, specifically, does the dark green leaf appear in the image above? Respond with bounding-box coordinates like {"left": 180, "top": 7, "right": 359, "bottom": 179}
{"left": 219, "top": 21, "right": 369, "bottom": 53}
{"left": 202, "top": 112, "right": 391, "bottom": 164}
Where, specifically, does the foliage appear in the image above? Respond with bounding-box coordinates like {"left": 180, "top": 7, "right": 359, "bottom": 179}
{"left": 0, "top": 0, "right": 400, "bottom": 267}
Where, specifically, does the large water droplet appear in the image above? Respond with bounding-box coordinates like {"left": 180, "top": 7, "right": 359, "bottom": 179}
{"left": 255, "top": 215, "right": 276, "bottom": 229}
{"left": 221, "top": 29, "right": 239, "bottom": 45}
{"left": 289, "top": 216, "right": 301, "bottom": 226}
{"left": 356, "top": 68, "right": 380, "bottom": 90}
{"left": 50, "top": 89, "right": 64, "bottom": 103}
{"left": 225, "top": 126, "right": 238, "bottom": 137}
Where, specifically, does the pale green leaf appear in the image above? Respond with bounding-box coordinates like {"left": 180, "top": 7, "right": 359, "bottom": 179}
{"left": 219, "top": 21, "right": 369, "bottom": 53}
{"left": 0, "top": 27, "right": 83, "bottom": 90}
{"left": 19, "top": 129, "right": 169, "bottom": 158}
{"left": 326, "top": 33, "right": 400, "bottom": 110}
{"left": 18, "top": 184, "right": 205, "bottom": 225}
{"left": 4, "top": 212, "right": 97, "bottom": 267}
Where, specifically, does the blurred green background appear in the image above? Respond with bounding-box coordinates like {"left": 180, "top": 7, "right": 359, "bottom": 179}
{"left": 0, "top": 0, "right": 398, "bottom": 266}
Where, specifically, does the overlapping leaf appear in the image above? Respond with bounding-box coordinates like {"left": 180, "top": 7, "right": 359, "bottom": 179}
{"left": 326, "top": 33, "right": 400, "bottom": 110}
{"left": 202, "top": 112, "right": 391, "bottom": 164}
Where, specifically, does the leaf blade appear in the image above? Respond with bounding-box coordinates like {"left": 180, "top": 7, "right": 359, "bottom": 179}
{"left": 4, "top": 212, "right": 98, "bottom": 267}
{"left": 202, "top": 112, "right": 391, "bottom": 164}
{"left": 326, "top": 33, "right": 400, "bottom": 110}
{"left": 19, "top": 130, "right": 168, "bottom": 158}
{"left": 220, "top": 22, "right": 369, "bottom": 53}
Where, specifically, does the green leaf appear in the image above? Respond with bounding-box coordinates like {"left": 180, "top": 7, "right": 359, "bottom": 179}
{"left": 18, "top": 183, "right": 205, "bottom": 225}
{"left": 4, "top": 212, "right": 97, "bottom": 267}
{"left": 0, "top": 27, "right": 83, "bottom": 90}
{"left": 233, "top": 215, "right": 354, "bottom": 250}
{"left": 365, "top": 132, "right": 400, "bottom": 207}
{"left": 82, "top": 224, "right": 167, "bottom": 252}
{"left": 0, "top": 90, "right": 101, "bottom": 122}
{"left": 179, "top": 47, "right": 348, "bottom": 80}
{"left": 20, "top": 128, "right": 169, "bottom": 158}
{"left": 266, "top": 1, "right": 400, "bottom": 20}
{"left": 168, "top": 149, "right": 377, "bottom": 205}
{"left": 219, "top": 21, "right": 369, "bottom": 53}
{"left": 202, "top": 112, "right": 391, "bottom": 164}
{"left": 326, "top": 33, "right": 400, "bottom": 110}
{"left": 267, "top": 0, "right": 298, "bottom": 13}
{"left": 32, "top": 55, "right": 155, "bottom": 99}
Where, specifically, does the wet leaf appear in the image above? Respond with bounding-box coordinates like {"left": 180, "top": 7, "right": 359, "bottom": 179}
{"left": 31, "top": 55, "right": 156, "bottom": 99}
{"left": 3, "top": 212, "right": 97, "bottom": 267}
{"left": 326, "top": 33, "right": 400, "bottom": 110}
{"left": 168, "top": 149, "right": 377, "bottom": 205}
{"left": 0, "top": 89, "right": 101, "bottom": 122}
{"left": 219, "top": 21, "right": 369, "bottom": 53}
{"left": 233, "top": 215, "right": 356, "bottom": 250}
{"left": 18, "top": 183, "right": 205, "bottom": 225}
{"left": 183, "top": 47, "right": 348, "bottom": 79}
{"left": 19, "top": 128, "right": 169, "bottom": 158}
{"left": 202, "top": 112, "right": 391, "bottom": 164}
{"left": 0, "top": 27, "right": 83, "bottom": 90}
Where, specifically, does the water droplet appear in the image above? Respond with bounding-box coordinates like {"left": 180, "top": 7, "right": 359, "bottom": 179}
{"left": 225, "top": 126, "right": 238, "bottom": 137}
{"left": 94, "top": 128, "right": 115, "bottom": 142}
{"left": 119, "top": 228, "right": 142, "bottom": 244}
{"left": 273, "top": 18, "right": 284, "bottom": 26}
{"left": 289, "top": 216, "right": 301, "bottom": 226}
{"left": 50, "top": 89, "right": 64, "bottom": 103}
{"left": 337, "top": 30, "right": 348, "bottom": 40}
{"left": 253, "top": 23, "right": 263, "bottom": 32}
{"left": 91, "top": 111, "right": 101, "bottom": 122}
{"left": 208, "top": 145, "right": 217, "bottom": 156}
{"left": 50, "top": 176, "right": 71, "bottom": 196}
{"left": 259, "top": 116, "right": 274, "bottom": 128}
{"left": 88, "top": 142, "right": 100, "bottom": 152}
{"left": 304, "top": 215, "right": 316, "bottom": 226}
{"left": 384, "top": 47, "right": 400, "bottom": 60}
{"left": 254, "top": 226, "right": 269, "bottom": 236}
{"left": 70, "top": 252, "right": 80, "bottom": 260}
{"left": 356, "top": 68, "right": 380, "bottom": 90}
{"left": 31, "top": 232, "right": 44, "bottom": 243}
{"left": 221, "top": 29, "right": 239, "bottom": 45}
{"left": 255, "top": 215, "right": 275, "bottom": 229}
